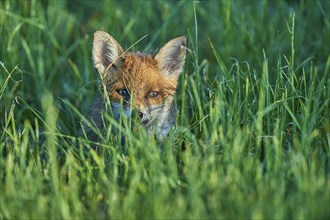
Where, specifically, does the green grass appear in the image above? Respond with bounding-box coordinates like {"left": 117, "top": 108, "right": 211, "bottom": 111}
{"left": 1, "top": 0, "right": 329, "bottom": 219}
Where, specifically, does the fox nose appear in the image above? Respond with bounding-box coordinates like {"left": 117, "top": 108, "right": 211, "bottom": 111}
{"left": 137, "top": 111, "right": 143, "bottom": 119}
{"left": 132, "top": 109, "right": 144, "bottom": 120}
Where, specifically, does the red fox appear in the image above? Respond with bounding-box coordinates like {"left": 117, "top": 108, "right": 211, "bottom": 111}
{"left": 82, "top": 31, "right": 187, "bottom": 141}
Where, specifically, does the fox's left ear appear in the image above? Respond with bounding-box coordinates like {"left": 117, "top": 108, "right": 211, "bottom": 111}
{"left": 155, "top": 36, "right": 188, "bottom": 80}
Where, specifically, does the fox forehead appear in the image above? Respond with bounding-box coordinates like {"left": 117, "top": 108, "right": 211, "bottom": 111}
{"left": 121, "top": 53, "right": 161, "bottom": 87}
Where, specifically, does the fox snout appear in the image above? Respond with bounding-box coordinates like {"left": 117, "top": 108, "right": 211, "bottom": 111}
{"left": 131, "top": 102, "right": 155, "bottom": 125}
{"left": 131, "top": 108, "right": 151, "bottom": 126}
{"left": 115, "top": 100, "right": 151, "bottom": 124}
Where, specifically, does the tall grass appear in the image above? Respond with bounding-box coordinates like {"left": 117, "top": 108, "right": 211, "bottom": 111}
{"left": 1, "top": 0, "right": 329, "bottom": 219}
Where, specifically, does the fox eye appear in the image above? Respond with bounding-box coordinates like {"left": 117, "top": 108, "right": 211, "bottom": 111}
{"left": 148, "top": 91, "right": 158, "bottom": 98}
{"left": 117, "top": 89, "right": 129, "bottom": 97}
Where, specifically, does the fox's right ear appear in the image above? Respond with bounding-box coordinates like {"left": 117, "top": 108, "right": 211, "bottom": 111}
{"left": 155, "top": 36, "right": 188, "bottom": 80}
{"left": 92, "top": 31, "right": 124, "bottom": 76}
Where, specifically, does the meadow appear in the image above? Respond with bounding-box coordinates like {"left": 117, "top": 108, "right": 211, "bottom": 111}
{"left": 1, "top": 0, "right": 329, "bottom": 219}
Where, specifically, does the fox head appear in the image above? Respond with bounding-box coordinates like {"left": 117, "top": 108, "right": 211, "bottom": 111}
{"left": 92, "top": 31, "right": 187, "bottom": 138}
